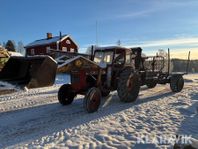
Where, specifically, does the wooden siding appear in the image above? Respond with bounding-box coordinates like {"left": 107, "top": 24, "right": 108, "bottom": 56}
{"left": 26, "top": 37, "right": 78, "bottom": 56}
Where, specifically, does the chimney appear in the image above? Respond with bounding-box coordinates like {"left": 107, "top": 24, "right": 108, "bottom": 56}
{"left": 47, "top": 33, "right": 52, "bottom": 39}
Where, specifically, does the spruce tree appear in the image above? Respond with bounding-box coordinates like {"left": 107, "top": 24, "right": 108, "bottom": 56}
{"left": 5, "top": 40, "right": 16, "bottom": 52}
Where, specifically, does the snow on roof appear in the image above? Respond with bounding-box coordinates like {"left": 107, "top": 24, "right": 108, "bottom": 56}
{"left": 25, "top": 35, "right": 68, "bottom": 48}
{"left": 94, "top": 46, "right": 130, "bottom": 50}
{"left": 58, "top": 55, "right": 100, "bottom": 69}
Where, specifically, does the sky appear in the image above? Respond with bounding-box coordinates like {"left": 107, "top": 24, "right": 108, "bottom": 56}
{"left": 0, "top": 0, "right": 198, "bottom": 59}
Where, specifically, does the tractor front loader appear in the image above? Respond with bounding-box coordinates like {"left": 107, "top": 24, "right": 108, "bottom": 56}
{"left": 0, "top": 55, "right": 57, "bottom": 89}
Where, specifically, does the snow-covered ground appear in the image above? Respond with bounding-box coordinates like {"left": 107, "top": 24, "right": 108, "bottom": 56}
{"left": 0, "top": 74, "right": 198, "bottom": 148}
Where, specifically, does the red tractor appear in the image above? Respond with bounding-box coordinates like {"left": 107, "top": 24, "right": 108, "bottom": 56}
{"left": 57, "top": 46, "right": 189, "bottom": 113}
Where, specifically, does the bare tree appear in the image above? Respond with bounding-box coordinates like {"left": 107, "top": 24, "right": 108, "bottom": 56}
{"left": 17, "top": 41, "right": 25, "bottom": 55}
{"left": 86, "top": 45, "right": 98, "bottom": 55}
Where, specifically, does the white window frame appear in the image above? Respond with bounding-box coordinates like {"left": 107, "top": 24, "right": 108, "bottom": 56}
{"left": 31, "top": 49, "right": 35, "bottom": 55}
{"left": 62, "top": 47, "right": 67, "bottom": 51}
{"left": 66, "top": 39, "right": 71, "bottom": 45}
{"left": 70, "top": 48, "right": 74, "bottom": 52}
{"left": 46, "top": 46, "right": 50, "bottom": 53}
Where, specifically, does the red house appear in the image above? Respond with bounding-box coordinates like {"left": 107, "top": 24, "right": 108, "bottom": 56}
{"left": 25, "top": 33, "right": 78, "bottom": 56}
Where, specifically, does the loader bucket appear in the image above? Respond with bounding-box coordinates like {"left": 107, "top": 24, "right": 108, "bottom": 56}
{"left": 0, "top": 56, "right": 57, "bottom": 89}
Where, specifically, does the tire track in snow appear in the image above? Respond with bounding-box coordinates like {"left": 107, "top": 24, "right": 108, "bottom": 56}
{"left": 0, "top": 86, "right": 174, "bottom": 148}
{"left": 12, "top": 86, "right": 197, "bottom": 148}
{"left": 0, "top": 86, "right": 60, "bottom": 112}
{"left": 0, "top": 85, "right": 60, "bottom": 102}
{"left": 0, "top": 83, "right": 194, "bottom": 148}
{"left": 0, "top": 95, "right": 57, "bottom": 112}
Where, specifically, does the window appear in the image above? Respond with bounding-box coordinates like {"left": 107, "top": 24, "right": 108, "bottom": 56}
{"left": 126, "top": 54, "right": 131, "bottom": 64}
{"left": 66, "top": 39, "right": 71, "bottom": 44}
{"left": 104, "top": 54, "right": 112, "bottom": 63}
{"left": 94, "top": 52, "right": 103, "bottom": 63}
{"left": 62, "top": 47, "right": 67, "bottom": 51}
{"left": 94, "top": 51, "right": 113, "bottom": 64}
{"left": 46, "top": 46, "right": 50, "bottom": 53}
{"left": 70, "top": 48, "right": 74, "bottom": 52}
{"left": 114, "top": 53, "right": 125, "bottom": 65}
{"left": 31, "top": 49, "right": 35, "bottom": 55}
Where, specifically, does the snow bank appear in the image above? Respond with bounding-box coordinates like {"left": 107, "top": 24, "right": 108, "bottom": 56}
{"left": 8, "top": 51, "right": 23, "bottom": 57}
{"left": 0, "top": 81, "right": 19, "bottom": 90}
{"left": 55, "top": 73, "right": 70, "bottom": 84}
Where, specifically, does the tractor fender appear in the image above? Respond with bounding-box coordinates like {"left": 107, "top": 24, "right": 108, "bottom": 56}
{"left": 118, "top": 66, "right": 135, "bottom": 77}
{"left": 112, "top": 66, "right": 136, "bottom": 90}
{"left": 169, "top": 73, "right": 185, "bottom": 81}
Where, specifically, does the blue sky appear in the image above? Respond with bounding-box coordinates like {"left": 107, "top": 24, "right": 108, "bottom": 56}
{"left": 0, "top": 0, "right": 198, "bottom": 57}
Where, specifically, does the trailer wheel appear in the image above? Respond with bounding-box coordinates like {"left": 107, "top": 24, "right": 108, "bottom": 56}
{"left": 117, "top": 68, "right": 140, "bottom": 102}
{"left": 84, "top": 87, "right": 101, "bottom": 113}
{"left": 58, "top": 84, "right": 75, "bottom": 105}
{"left": 146, "top": 81, "right": 157, "bottom": 88}
{"left": 170, "top": 75, "right": 184, "bottom": 92}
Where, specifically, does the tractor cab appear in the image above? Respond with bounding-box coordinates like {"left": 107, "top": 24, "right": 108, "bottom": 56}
{"left": 92, "top": 46, "right": 133, "bottom": 90}
{"left": 93, "top": 46, "right": 132, "bottom": 68}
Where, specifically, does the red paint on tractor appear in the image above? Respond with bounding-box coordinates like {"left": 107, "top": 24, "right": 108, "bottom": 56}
{"left": 71, "top": 70, "right": 87, "bottom": 91}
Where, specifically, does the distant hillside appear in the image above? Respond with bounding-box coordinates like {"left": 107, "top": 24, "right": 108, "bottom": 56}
{"left": 172, "top": 59, "right": 198, "bottom": 73}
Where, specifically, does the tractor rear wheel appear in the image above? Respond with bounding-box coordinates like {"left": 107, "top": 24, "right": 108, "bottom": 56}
{"left": 84, "top": 87, "right": 101, "bottom": 113}
{"left": 146, "top": 80, "right": 157, "bottom": 88}
{"left": 170, "top": 75, "right": 184, "bottom": 92}
{"left": 58, "top": 84, "right": 75, "bottom": 105}
{"left": 117, "top": 68, "right": 140, "bottom": 102}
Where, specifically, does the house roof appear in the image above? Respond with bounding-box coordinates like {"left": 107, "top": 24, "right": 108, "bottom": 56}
{"left": 95, "top": 46, "right": 130, "bottom": 50}
{"left": 25, "top": 34, "right": 78, "bottom": 48}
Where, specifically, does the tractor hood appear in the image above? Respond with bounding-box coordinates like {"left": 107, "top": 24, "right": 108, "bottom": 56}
{"left": 58, "top": 56, "right": 102, "bottom": 73}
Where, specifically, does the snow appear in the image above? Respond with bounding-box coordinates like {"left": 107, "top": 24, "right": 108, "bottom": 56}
{"left": 0, "top": 81, "right": 20, "bottom": 94}
{"left": 25, "top": 35, "right": 68, "bottom": 48}
{"left": 8, "top": 51, "right": 23, "bottom": 57}
{"left": 58, "top": 55, "right": 100, "bottom": 69}
{"left": 94, "top": 45, "right": 130, "bottom": 50}
{"left": 55, "top": 73, "right": 70, "bottom": 84}
{"left": 0, "top": 74, "right": 198, "bottom": 148}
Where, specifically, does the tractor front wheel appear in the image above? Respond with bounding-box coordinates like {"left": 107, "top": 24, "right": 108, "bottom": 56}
{"left": 58, "top": 84, "right": 76, "bottom": 105}
{"left": 84, "top": 87, "right": 101, "bottom": 113}
{"left": 117, "top": 68, "right": 140, "bottom": 102}
{"left": 170, "top": 75, "right": 184, "bottom": 92}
